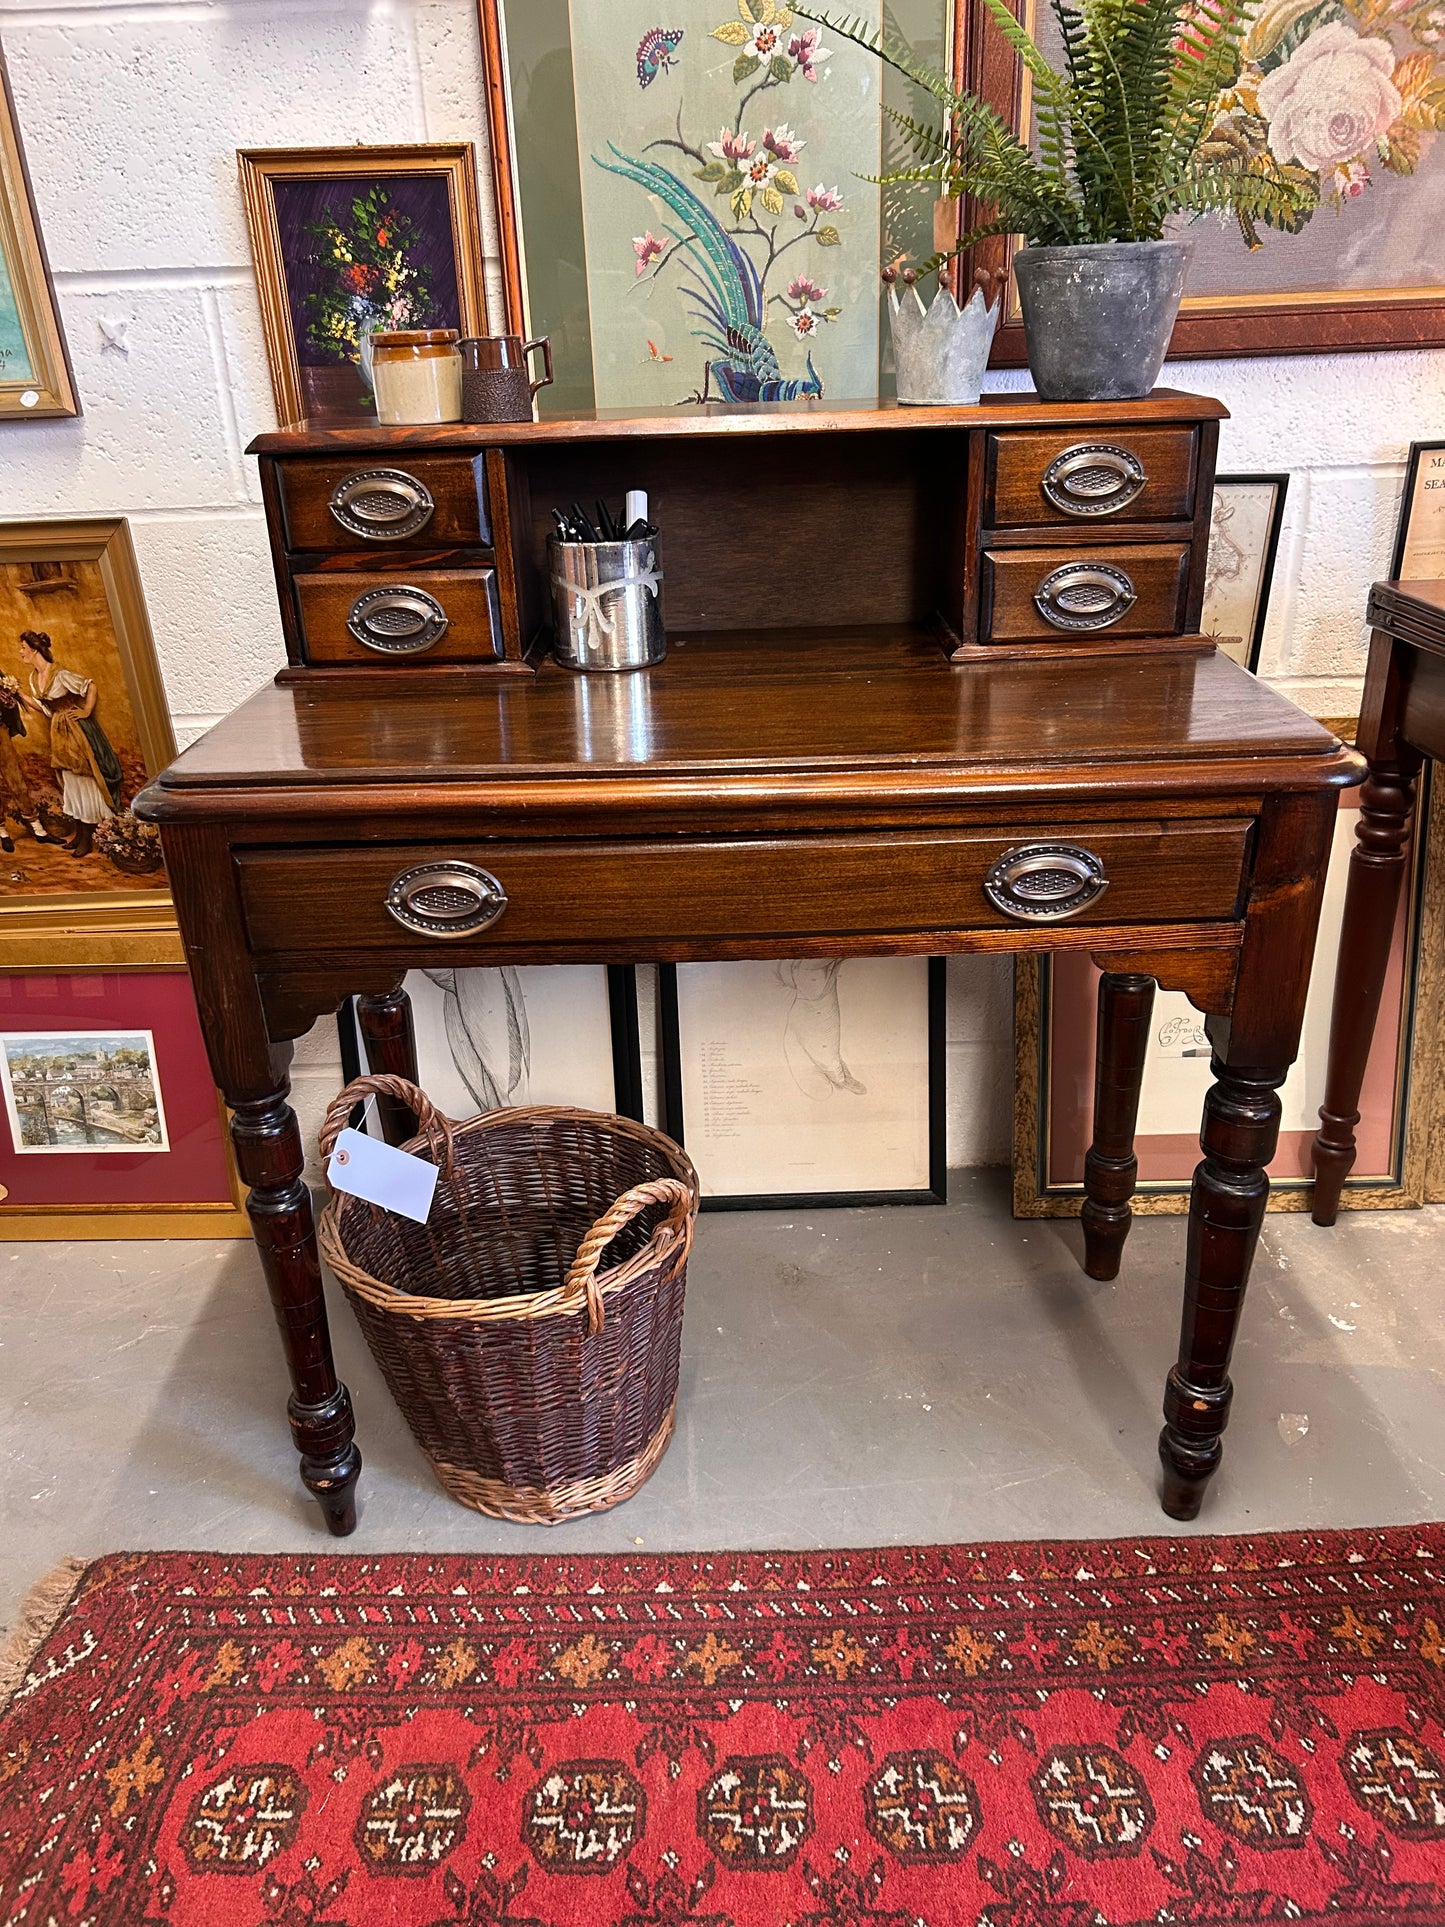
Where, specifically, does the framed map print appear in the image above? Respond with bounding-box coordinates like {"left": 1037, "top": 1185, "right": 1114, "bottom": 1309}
{"left": 0, "top": 40, "right": 77, "bottom": 419}
{"left": 1202, "top": 475, "right": 1289, "bottom": 669}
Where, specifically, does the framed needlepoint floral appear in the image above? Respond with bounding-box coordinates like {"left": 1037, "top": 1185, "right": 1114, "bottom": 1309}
{"left": 973, "top": 0, "right": 1445, "bottom": 360}
{"left": 238, "top": 146, "right": 487, "bottom": 425}
{"left": 477, "top": 0, "right": 960, "bottom": 411}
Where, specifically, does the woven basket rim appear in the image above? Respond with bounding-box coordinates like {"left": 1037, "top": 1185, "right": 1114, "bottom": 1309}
{"left": 318, "top": 1101, "right": 699, "bottom": 1326}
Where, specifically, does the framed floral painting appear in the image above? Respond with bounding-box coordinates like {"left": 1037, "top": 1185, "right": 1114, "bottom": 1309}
{"left": 0, "top": 40, "right": 77, "bottom": 419}
{"left": 0, "top": 518, "right": 176, "bottom": 944}
{"left": 477, "top": 0, "right": 958, "bottom": 412}
{"left": 970, "top": 0, "right": 1445, "bottom": 361}
{"left": 238, "top": 146, "right": 487, "bottom": 425}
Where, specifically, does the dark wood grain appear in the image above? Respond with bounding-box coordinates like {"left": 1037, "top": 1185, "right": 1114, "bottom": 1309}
{"left": 981, "top": 542, "right": 1191, "bottom": 642}
{"left": 356, "top": 986, "right": 420, "bottom": 1144}
{"left": 295, "top": 569, "right": 502, "bottom": 664}
{"left": 1082, "top": 972, "right": 1156, "bottom": 1280}
{"left": 985, "top": 426, "right": 1198, "bottom": 528}
{"left": 277, "top": 453, "right": 490, "bottom": 550}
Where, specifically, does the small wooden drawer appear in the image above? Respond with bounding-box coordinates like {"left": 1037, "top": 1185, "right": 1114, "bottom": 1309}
{"left": 276, "top": 455, "right": 490, "bottom": 551}
{"left": 981, "top": 542, "right": 1190, "bottom": 644}
{"left": 295, "top": 569, "right": 502, "bottom": 664}
{"left": 985, "top": 427, "right": 1198, "bottom": 528}
{"left": 236, "top": 819, "right": 1250, "bottom": 954}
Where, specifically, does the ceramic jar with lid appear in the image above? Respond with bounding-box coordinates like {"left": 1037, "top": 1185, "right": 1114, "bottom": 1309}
{"left": 369, "top": 329, "right": 463, "bottom": 425}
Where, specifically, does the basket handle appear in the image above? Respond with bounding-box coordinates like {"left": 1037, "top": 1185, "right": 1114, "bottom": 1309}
{"left": 563, "top": 1176, "right": 693, "bottom": 1336}
{"left": 318, "top": 1074, "right": 457, "bottom": 1183}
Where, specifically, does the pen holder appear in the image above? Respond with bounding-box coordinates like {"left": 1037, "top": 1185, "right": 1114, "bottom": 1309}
{"left": 549, "top": 534, "right": 666, "bottom": 672}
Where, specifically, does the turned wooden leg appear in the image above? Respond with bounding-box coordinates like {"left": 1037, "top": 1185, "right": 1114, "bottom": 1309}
{"left": 230, "top": 1077, "right": 361, "bottom": 1534}
{"left": 356, "top": 985, "right": 419, "bottom": 1145}
{"left": 1310, "top": 765, "right": 1416, "bottom": 1224}
{"left": 1160, "top": 1064, "right": 1283, "bottom": 1519}
{"left": 1082, "top": 972, "right": 1155, "bottom": 1281}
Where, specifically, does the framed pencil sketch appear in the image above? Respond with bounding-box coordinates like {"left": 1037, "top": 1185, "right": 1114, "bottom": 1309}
{"left": 1013, "top": 773, "right": 1442, "bottom": 1217}
{"left": 477, "top": 0, "right": 958, "bottom": 412}
{"left": 0, "top": 42, "right": 77, "bottom": 419}
{"left": 342, "top": 966, "right": 645, "bottom": 1121}
{"left": 1391, "top": 440, "right": 1445, "bottom": 578}
{"left": 1201, "top": 475, "right": 1289, "bottom": 669}
{"left": 0, "top": 955, "right": 247, "bottom": 1239}
{"left": 237, "top": 145, "right": 486, "bottom": 425}
{"left": 969, "top": 0, "right": 1445, "bottom": 363}
{"left": 659, "top": 956, "right": 946, "bottom": 1208}
{"left": 0, "top": 518, "right": 176, "bottom": 942}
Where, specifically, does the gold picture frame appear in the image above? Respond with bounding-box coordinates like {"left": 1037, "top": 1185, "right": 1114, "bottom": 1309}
{"left": 1013, "top": 723, "right": 1445, "bottom": 1217}
{"left": 0, "top": 934, "right": 248, "bottom": 1239}
{"left": 0, "top": 517, "right": 177, "bottom": 947}
{"left": 0, "top": 40, "right": 77, "bottom": 419}
{"left": 238, "top": 144, "right": 487, "bottom": 427}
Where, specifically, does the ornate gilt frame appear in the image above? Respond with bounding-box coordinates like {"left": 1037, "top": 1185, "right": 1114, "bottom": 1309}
{"left": 1013, "top": 720, "right": 1445, "bottom": 1216}
{"left": 0, "top": 41, "right": 77, "bottom": 419}
{"left": 0, "top": 517, "right": 177, "bottom": 948}
{"left": 237, "top": 144, "right": 487, "bottom": 427}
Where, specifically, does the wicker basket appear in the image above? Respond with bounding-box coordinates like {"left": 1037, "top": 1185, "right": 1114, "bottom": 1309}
{"left": 317, "top": 1075, "right": 698, "bottom": 1524}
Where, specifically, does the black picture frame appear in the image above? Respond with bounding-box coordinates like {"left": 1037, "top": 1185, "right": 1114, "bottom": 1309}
{"left": 1391, "top": 442, "right": 1445, "bottom": 580}
{"left": 338, "top": 964, "right": 644, "bottom": 1123}
{"left": 1206, "top": 473, "right": 1290, "bottom": 674}
{"left": 659, "top": 957, "right": 947, "bottom": 1212}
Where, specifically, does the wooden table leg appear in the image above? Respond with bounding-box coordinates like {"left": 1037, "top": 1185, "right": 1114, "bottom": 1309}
{"left": 1310, "top": 762, "right": 1417, "bottom": 1224}
{"left": 1159, "top": 790, "right": 1339, "bottom": 1521}
{"left": 230, "top": 1057, "right": 361, "bottom": 1535}
{"left": 356, "top": 985, "right": 419, "bottom": 1145}
{"left": 1082, "top": 971, "right": 1155, "bottom": 1281}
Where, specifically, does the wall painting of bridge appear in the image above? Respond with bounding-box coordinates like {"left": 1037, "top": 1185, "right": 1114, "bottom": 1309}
{"left": 0, "top": 1029, "right": 168, "bottom": 1153}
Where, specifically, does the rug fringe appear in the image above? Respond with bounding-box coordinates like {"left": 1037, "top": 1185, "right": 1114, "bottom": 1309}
{"left": 0, "top": 1557, "right": 89, "bottom": 1717}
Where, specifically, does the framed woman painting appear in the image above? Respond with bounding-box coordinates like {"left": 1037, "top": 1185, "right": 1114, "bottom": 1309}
{"left": 238, "top": 145, "right": 487, "bottom": 425}
{"left": 0, "top": 40, "right": 77, "bottom": 419}
{"left": 0, "top": 518, "right": 175, "bottom": 943}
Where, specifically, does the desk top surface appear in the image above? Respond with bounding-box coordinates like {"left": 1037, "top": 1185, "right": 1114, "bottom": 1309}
{"left": 146, "top": 635, "right": 1353, "bottom": 817}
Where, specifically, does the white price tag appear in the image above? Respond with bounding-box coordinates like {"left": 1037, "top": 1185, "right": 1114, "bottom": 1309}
{"left": 328, "top": 1127, "right": 438, "bottom": 1224}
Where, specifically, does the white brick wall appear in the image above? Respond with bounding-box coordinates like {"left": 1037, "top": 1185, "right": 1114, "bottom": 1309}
{"left": 0, "top": 0, "right": 1436, "bottom": 1167}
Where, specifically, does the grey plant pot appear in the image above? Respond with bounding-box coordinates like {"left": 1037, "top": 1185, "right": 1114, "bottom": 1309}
{"left": 1013, "top": 239, "right": 1191, "bottom": 402}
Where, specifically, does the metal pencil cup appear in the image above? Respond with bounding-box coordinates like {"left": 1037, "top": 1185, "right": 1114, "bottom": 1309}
{"left": 549, "top": 535, "right": 665, "bottom": 672}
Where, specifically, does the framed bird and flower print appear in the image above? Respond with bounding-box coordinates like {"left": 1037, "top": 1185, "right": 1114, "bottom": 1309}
{"left": 477, "top": 0, "right": 956, "bottom": 411}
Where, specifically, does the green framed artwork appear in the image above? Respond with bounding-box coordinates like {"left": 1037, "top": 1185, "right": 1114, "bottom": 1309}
{"left": 478, "top": 0, "right": 957, "bottom": 413}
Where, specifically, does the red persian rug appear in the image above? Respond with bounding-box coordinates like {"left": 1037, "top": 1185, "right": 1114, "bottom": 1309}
{"left": 2, "top": 1530, "right": 1444, "bottom": 1926}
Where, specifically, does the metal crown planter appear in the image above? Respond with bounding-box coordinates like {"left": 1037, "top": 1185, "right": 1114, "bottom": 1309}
{"left": 1014, "top": 240, "right": 1191, "bottom": 402}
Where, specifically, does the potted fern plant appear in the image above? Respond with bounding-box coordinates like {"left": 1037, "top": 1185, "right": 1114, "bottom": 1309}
{"left": 798, "top": 0, "right": 1312, "bottom": 400}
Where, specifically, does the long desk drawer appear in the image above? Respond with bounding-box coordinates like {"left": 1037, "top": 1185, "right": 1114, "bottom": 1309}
{"left": 237, "top": 821, "right": 1251, "bottom": 951}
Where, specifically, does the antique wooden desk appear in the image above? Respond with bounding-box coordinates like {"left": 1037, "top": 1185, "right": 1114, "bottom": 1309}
{"left": 1312, "top": 578, "right": 1442, "bottom": 1221}
{"left": 136, "top": 395, "right": 1360, "bottom": 1535}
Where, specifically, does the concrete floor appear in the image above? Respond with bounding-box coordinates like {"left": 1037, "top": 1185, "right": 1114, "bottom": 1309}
{"left": 3, "top": 1170, "right": 1443, "bottom": 1636}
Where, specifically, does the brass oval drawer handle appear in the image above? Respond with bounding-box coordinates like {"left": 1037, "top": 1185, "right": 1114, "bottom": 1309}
{"left": 1040, "top": 443, "right": 1148, "bottom": 518}
{"left": 346, "top": 585, "right": 450, "bottom": 655}
{"left": 983, "top": 844, "right": 1109, "bottom": 923}
{"left": 1034, "top": 562, "right": 1137, "bottom": 632}
{"left": 329, "top": 467, "right": 435, "bottom": 540}
{"left": 385, "top": 862, "right": 508, "bottom": 938}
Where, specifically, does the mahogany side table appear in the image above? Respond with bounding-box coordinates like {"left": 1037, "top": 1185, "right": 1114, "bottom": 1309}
{"left": 1311, "top": 579, "right": 1441, "bottom": 1221}
{"left": 137, "top": 638, "right": 1359, "bottom": 1535}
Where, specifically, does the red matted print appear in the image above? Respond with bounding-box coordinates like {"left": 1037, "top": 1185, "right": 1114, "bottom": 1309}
{"left": 1046, "top": 793, "right": 1417, "bottom": 1193}
{"left": 0, "top": 970, "right": 232, "bottom": 1208}
{"left": 1, "top": 1533, "right": 1443, "bottom": 1926}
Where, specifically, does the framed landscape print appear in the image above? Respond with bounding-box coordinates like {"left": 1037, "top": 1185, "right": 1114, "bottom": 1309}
{"left": 0, "top": 960, "right": 247, "bottom": 1239}
{"left": 0, "top": 42, "right": 77, "bottom": 419}
{"left": 478, "top": 0, "right": 957, "bottom": 412}
{"left": 238, "top": 145, "right": 486, "bottom": 425}
{"left": 1201, "top": 475, "right": 1289, "bottom": 669}
{"left": 1013, "top": 778, "right": 1440, "bottom": 1216}
{"left": 0, "top": 518, "right": 175, "bottom": 939}
{"left": 659, "top": 957, "right": 945, "bottom": 1208}
{"left": 971, "top": 0, "right": 1445, "bottom": 362}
